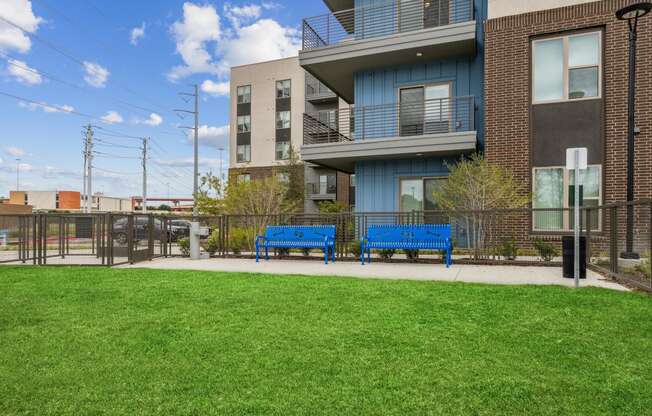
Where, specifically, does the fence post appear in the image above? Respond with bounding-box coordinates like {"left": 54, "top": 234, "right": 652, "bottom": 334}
{"left": 649, "top": 201, "right": 652, "bottom": 288}
{"left": 610, "top": 206, "right": 618, "bottom": 274}
{"left": 148, "top": 215, "right": 154, "bottom": 261}
{"left": 585, "top": 208, "right": 592, "bottom": 264}
{"left": 127, "top": 215, "right": 134, "bottom": 264}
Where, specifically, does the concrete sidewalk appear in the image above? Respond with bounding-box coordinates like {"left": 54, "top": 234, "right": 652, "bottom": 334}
{"left": 118, "top": 257, "right": 628, "bottom": 291}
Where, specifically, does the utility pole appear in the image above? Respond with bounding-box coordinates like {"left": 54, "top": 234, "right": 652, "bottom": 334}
{"left": 142, "top": 137, "right": 148, "bottom": 213}
{"left": 175, "top": 84, "right": 199, "bottom": 216}
{"left": 15, "top": 158, "right": 20, "bottom": 191}
{"left": 175, "top": 84, "right": 200, "bottom": 259}
{"left": 83, "top": 125, "right": 94, "bottom": 213}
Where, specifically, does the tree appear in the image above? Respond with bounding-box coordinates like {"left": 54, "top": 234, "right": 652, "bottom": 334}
{"left": 195, "top": 172, "right": 224, "bottom": 215}
{"left": 431, "top": 154, "right": 530, "bottom": 259}
{"left": 272, "top": 145, "right": 304, "bottom": 211}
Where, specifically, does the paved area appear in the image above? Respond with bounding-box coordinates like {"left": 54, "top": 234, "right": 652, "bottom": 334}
{"left": 118, "top": 257, "right": 628, "bottom": 291}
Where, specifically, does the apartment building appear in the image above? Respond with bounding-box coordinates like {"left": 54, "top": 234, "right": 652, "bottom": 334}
{"left": 299, "top": 0, "right": 486, "bottom": 212}
{"left": 228, "top": 56, "right": 353, "bottom": 213}
{"left": 484, "top": 0, "right": 652, "bottom": 235}
{"left": 9, "top": 190, "right": 132, "bottom": 212}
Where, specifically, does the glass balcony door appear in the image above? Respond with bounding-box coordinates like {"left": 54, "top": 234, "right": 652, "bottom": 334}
{"left": 424, "top": 0, "right": 450, "bottom": 28}
{"left": 399, "top": 83, "right": 450, "bottom": 137}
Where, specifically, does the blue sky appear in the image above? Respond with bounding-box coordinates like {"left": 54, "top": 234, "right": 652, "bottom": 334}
{"left": 0, "top": 0, "right": 328, "bottom": 199}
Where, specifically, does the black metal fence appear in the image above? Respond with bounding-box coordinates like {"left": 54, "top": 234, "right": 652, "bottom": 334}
{"left": 1, "top": 200, "right": 650, "bottom": 292}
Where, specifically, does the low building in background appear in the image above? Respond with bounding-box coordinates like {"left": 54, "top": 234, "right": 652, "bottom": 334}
{"left": 8, "top": 190, "right": 132, "bottom": 212}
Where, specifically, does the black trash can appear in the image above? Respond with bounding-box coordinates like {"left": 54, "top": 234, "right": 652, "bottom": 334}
{"left": 562, "top": 236, "right": 586, "bottom": 279}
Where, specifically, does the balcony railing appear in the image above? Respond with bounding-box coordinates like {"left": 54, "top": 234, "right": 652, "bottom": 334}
{"left": 302, "top": 0, "right": 474, "bottom": 50}
{"left": 304, "top": 96, "right": 474, "bottom": 145}
{"left": 307, "top": 180, "right": 337, "bottom": 197}
{"left": 306, "top": 73, "right": 336, "bottom": 100}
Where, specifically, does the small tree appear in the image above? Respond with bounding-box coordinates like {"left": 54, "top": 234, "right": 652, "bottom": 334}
{"left": 432, "top": 154, "right": 529, "bottom": 259}
{"left": 273, "top": 145, "right": 304, "bottom": 211}
{"left": 196, "top": 171, "right": 224, "bottom": 215}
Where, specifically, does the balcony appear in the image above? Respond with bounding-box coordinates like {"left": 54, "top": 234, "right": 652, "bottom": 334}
{"left": 306, "top": 177, "right": 338, "bottom": 200}
{"left": 299, "top": 0, "right": 476, "bottom": 102}
{"left": 306, "top": 73, "right": 337, "bottom": 103}
{"left": 302, "top": 96, "right": 476, "bottom": 172}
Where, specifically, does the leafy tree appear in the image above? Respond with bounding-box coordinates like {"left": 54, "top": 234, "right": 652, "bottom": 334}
{"left": 272, "top": 145, "right": 304, "bottom": 210}
{"left": 318, "top": 200, "right": 349, "bottom": 213}
{"left": 431, "top": 154, "right": 530, "bottom": 259}
{"left": 196, "top": 171, "right": 224, "bottom": 215}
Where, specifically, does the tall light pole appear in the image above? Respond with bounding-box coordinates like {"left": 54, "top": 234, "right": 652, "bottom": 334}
{"left": 616, "top": 2, "right": 651, "bottom": 259}
{"left": 175, "top": 84, "right": 199, "bottom": 216}
{"left": 15, "top": 158, "right": 20, "bottom": 191}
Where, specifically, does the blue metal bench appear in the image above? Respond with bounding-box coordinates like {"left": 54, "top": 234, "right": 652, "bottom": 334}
{"left": 361, "top": 224, "right": 453, "bottom": 267}
{"left": 255, "top": 225, "right": 336, "bottom": 264}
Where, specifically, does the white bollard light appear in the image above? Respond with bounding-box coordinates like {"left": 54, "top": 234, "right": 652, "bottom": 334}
{"left": 190, "top": 221, "right": 201, "bottom": 260}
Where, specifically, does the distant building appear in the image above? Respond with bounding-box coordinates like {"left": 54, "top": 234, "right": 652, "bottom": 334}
{"left": 9, "top": 190, "right": 132, "bottom": 212}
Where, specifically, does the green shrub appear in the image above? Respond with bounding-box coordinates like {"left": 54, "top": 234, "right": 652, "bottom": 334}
{"left": 203, "top": 231, "right": 220, "bottom": 256}
{"left": 532, "top": 238, "right": 559, "bottom": 262}
{"left": 403, "top": 249, "right": 419, "bottom": 262}
{"left": 348, "top": 241, "right": 362, "bottom": 258}
{"left": 177, "top": 238, "right": 190, "bottom": 257}
{"left": 378, "top": 249, "right": 396, "bottom": 260}
{"left": 229, "top": 228, "right": 250, "bottom": 255}
{"left": 498, "top": 238, "right": 518, "bottom": 260}
{"left": 277, "top": 247, "right": 290, "bottom": 257}
{"left": 318, "top": 200, "right": 349, "bottom": 213}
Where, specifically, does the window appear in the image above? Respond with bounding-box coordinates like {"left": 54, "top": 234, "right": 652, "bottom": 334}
{"left": 237, "top": 174, "right": 251, "bottom": 183}
{"left": 276, "top": 79, "right": 291, "bottom": 98}
{"left": 319, "top": 174, "right": 337, "bottom": 194}
{"left": 236, "top": 144, "right": 251, "bottom": 163}
{"left": 399, "top": 83, "right": 450, "bottom": 136}
{"left": 532, "top": 165, "right": 601, "bottom": 231}
{"left": 276, "top": 110, "right": 290, "bottom": 129}
{"left": 237, "top": 115, "right": 250, "bottom": 133}
{"left": 275, "top": 141, "right": 290, "bottom": 160}
{"left": 237, "top": 85, "right": 251, "bottom": 104}
{"left": 276, "top": 172, "right": 289, "bottom": 184}
{"left": 532, "top": 31, "right": 601, "bottom": 103}
{"left": 318, "top": 110, "right": 337, "bottom": 128}
{"left": 400, "top": 177, "right": 447, "bottom": 212}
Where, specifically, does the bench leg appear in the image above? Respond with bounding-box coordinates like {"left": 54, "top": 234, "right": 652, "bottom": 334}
{"left": 367, "top": 247, "right": 371, "bottom": 264}
{"left": 360, "top": 242, "right": 365, "bottom": 265}
{"left": 324, "top": 245, "right": 328, "bottom": 265}
{"left": 255, "top": 241, "right": 259, "bottom": 263}
{"left": 331, "top": 245, "right": 335, "bottom": 263}
{"left": 265, "top": 247, "right": 269, "bottom": 261}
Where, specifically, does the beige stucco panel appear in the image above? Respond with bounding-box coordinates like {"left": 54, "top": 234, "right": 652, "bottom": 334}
{"left": 488, "top": 0, "right": 598, "bottom": 19}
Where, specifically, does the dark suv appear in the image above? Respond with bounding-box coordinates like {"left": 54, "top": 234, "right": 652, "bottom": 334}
{"left": 112, "top": 217, "right": 166, "bottom": 245}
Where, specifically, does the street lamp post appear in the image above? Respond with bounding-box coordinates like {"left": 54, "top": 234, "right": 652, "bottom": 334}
{"left": 616, "top": 2, "right": 651, "bottom": 259}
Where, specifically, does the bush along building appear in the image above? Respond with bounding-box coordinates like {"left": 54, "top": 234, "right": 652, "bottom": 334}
{"left": 228, "top": 56, "right": 353, "bottom": 213}
{"left": 484, "top": 0, "right": 652, "bottom": 248}
{"left": 299, "top": 0, "right": 486, "bottom": 213}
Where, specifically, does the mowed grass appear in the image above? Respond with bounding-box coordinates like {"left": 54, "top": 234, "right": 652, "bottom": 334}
{"left": 1, "top": 267, "right": 651, "bottom": 415}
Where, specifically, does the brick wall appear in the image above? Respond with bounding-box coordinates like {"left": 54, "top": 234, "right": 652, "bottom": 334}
{"left": 485, "top": 0, "right": 652, "bottom": 242}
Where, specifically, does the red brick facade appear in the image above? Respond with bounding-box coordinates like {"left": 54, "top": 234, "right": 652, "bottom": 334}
{"left": 485, "top": 0, "right": 652, "bottom": 211}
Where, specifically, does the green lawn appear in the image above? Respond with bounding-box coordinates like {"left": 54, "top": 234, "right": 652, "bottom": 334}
{"left": 1, "top": 267, "right": 651, "bottom": 415}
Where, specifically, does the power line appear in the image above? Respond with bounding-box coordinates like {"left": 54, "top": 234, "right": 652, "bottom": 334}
{"left": 0, "top": 90, "right": 96, "bottom": 119}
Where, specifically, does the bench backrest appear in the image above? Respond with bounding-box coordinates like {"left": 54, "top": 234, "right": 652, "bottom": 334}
{"left": 367, "top": 224, "right": 451, "bottom": 242}
{"left": 264, "top": 225, "right": 336, "bottom": 241}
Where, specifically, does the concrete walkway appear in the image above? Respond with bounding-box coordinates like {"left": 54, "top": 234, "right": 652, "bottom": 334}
{"left": 118, "top": 257, "right": 628, "bottom": 291}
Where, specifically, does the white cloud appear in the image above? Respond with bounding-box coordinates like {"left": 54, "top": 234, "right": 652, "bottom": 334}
{"left": 187, "top": 124, "right": 229, "bottom": 149}
{"left": 201, "top": 79, "right": 229, "bottom": 97}
{"left": 216, "top": 19, "right": 299, "bottom": 75}
{"left": 167, "top": 2, "right": 299, "bottom": 82}
{"left": 156, "top": 157, "right": 222, "bottom": 168}
{"left": 130, "top": 22, "right": 146, "bottom": 45}
{"left": 0, "top": 0, "right": 43, "bottom": 53}
{"left": 5, "top": 146, "right": 25, "bottom": 157}
{"left": 18, "top": 100, "right": 74, "bottom": 114}
{"left": 101, "top": 111, "right": 123, "bottom": 124}
{"left": 143, "top": 113, "right": 163, "bottom": 126}
{"left": 224, "top": 3, "right": 261, "bottom": 27}
{"left": 6, "top": 58, "right": 41, "bottom": 84}
{"left": 83, "top": 61, "right": 109, "bottom": 88}
{"left": 168, "top": 2, "right": 221, "bottom": 81}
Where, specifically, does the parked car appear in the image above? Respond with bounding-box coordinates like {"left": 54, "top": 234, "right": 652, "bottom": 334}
{"left": 169, "top": 220, "right": 191, "bottom": 242}
{"left": 112, "top": 217, "right": 167, "bottom": 245}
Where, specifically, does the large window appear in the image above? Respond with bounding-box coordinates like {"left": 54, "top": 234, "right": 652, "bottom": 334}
{"left": 532, "top": 165, "right": 601, "bottom": 231}
{"left": 237, "top": 115, "right": 250, "bottom": 133}
{"left": 276, "top": 79, "right": 291, "bottom": 98}
{"left": 237, "top": 85, "right": 251, "bottom": 104}
{"left": 275, "top": 141, "right": 290, "bottom": 160}
{"left": 236, "top": 144, "right": 251, "bottom": 163}
{"left": 532, "top": 31, "right": 601, "bottom": 103}
{"left": 399, "top": 177, "right": 446, "bottom": 212}
{"left": 237, "top": 174, "right": 251, "bottom": 184}
{"left": 276, "top": 110, "right": 290, "bottom": 129}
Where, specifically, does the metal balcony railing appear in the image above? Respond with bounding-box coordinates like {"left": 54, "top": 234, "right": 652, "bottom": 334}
{"left": 302, "top": 0, "right": 474, "bottom": 50}
{"left": 304, "top": 96, "right": 474, "bottom": 145}
{"left": 307, "top": 180, "right": 337, "bottom": 196}
{"left": 306, "top": 73, "right": 336, "bottom": 100}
